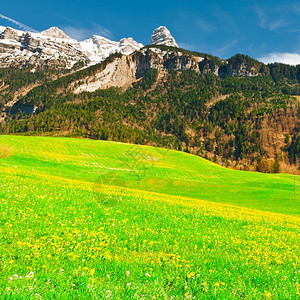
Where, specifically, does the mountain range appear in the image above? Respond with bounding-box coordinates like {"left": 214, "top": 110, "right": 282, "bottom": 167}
{"left": 0, "top": 25, "right": 299, "bottom": 174}
{"left": 0, "top": 25, "right": 179, "bottom": 68}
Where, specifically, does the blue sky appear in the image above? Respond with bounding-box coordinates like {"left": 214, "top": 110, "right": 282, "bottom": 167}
{"left": 1, "top": 0, "right": 300, "bottom": 64}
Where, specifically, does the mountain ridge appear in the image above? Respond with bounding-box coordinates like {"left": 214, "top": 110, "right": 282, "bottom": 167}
{"left": 0, "top": 25, "right": 144, "bottom": 68}
{"left": 0, "top": 25, "right": 181, "bottom": 69}
{"left": 0, "top": 27, "right": 299, "bottom": 173}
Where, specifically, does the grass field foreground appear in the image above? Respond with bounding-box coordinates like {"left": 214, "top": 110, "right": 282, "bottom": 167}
{"left": 0, "top": 135, "right": 299, "bottom": 299}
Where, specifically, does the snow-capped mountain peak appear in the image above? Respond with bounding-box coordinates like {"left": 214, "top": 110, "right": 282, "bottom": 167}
{"left": 119, "top": 37, "right": 143, "bottom": 55}
{"left": 151, "top": 26, "right": 178, "bottom": 48}
{"left": 75, "top": 35, "right": 143, "bottom": 64}
{"left": 41, "top": 27, "right": 72, "bottom": 40}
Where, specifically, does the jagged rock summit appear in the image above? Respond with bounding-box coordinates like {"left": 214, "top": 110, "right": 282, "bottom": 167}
{"left": 41, "top": 27, "right": 72, "bottom": 40}
{"left": 150, "top": 26, "right": 178, "bottom": 48}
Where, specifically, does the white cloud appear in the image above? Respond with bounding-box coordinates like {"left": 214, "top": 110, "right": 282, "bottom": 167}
{"left": 258, "top": 52, "right": 300, "bottom": 65}
{"left": 268, "top": 19, "right": 290, "bottom": 31}
{"left": 177, "top": 42, "right": 196, "bottom": 51}
{"left": 62, "top": 24, "right": 113, "bottom": 41}
{"left": 254, "top": 6, "right": 291, "bottom": 31}
{"left": 92, "top": 23, "right": 113, "bottom": 39}
{"left": 214, "top": 39, "right": 238, "bottom": 57}
{"left": 0, "top": 13, "right": 38, "bottom": 32}
{"left": 195, "top": 20, "right": 215, "bottom": 32}
{"left": 255, "top": 6, "right": 267, "bottom": 29}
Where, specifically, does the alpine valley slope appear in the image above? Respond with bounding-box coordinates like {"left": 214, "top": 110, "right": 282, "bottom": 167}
{"left": 0, "top": 26, "right": 300, "bottom": 173}
{"left": 0, "top": 135, "right": 299, "bottom": 215}
{"left": 0, "top": 135, "right": 300, "bottom": 299}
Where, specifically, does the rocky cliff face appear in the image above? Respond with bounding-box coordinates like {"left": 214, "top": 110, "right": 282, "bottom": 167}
{"left": 218, "top": 55, "right": 267, "bottom": 78}
{"left": 133, "top": 48, "right": 265, "bottom": 78}
{"left": 73, "top": 56, "right": 138, "bottom": 93}
{"left": 71, "top": 46, "right": 266, "bottom": 93}
{"left": 72, "top": 47, "right": 205, "bottom": 93}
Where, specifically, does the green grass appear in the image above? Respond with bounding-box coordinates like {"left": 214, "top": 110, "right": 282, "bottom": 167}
{"left": 0, "top": 135, "right": 299, "bottom": 216}
{"left": 0, "top": 135, "right": 300, "bottom": 299}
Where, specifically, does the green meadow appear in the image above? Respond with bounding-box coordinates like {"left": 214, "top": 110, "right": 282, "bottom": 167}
{"left": 0, "top": 135, "right": 299, "bottom": 299}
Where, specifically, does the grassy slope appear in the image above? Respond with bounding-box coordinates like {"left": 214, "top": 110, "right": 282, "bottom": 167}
{"left": 0, "top": 135, "right": 300, "bottom": 299}
{"left": 0, "top": 135, "right": 299, "bottom": 216}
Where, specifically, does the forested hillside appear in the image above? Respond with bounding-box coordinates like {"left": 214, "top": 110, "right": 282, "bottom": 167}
{"left": 0, "top": 49, "right": 299, "bottom": 173}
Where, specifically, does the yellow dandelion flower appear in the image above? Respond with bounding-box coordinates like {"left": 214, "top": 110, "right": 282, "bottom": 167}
{"left": 90, "top": 268, "right": 95, "bottom": 276}
{"left": 265, "top": 291, "right": 272, "bottom": 299}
